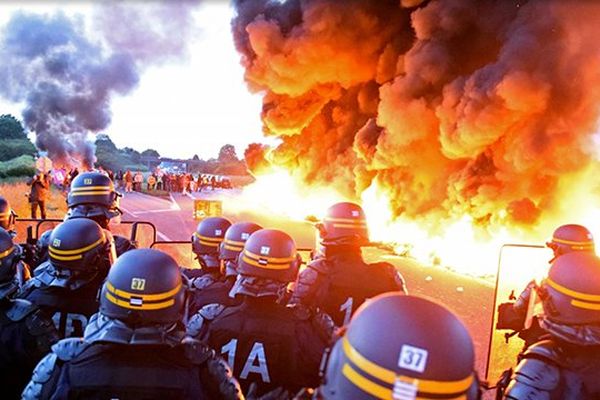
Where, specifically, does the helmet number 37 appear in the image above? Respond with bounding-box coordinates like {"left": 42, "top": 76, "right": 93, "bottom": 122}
{"left": 221, "top": 338, "right": 271, "bottom": 383}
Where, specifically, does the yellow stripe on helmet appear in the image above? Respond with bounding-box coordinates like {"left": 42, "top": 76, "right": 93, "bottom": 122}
{"left": 0, "top": 246, "right": 14, "bottom": 260}
{"left": 545, "top": 277, "right": 600, "bottom": 303}
{"left": 244, "top": 249, "right": 296, "bottom": 264}
{"left": 241, "top": 255, "right": 291, "bottom": 270}
{"left": 551, "top": 237, "right": 594, "bottom": 247}
{"left": 70, "top": 191, "right": 112, "bottom": 196}
{"left": 225, "top": 238, "right": 246, "bottom": 247}
{"left": 48, "top": 253, "right": 83, "bottom": 261}
{"left": 71, "top": 186, "right": 112, "bottom": 191}
{"left": 324, "top": 217, "right": 366, "bottom": 224}
{"left": 343, "top": 337, "right": 474, "bottom": 395}
{"left": 105, "top": 292, "right": 175, "bottom": 311}
{"left": 0, "top": 212, "right": 10, "bottom": 218}
{"left": 193, "top": 232, "right": 224, "bottom": 242}
{"left": 332, "top": 223, "right": 369, "bottom": 229}
{"left": 224, "top": 244, "right": 244, "bottom": 252}
{"left": 106, "top": 282, "right": 182, "bottom": 302}
{"left": 48, "top": 237, "right": 105, "bottom": 255}
{"left": 342, "top": 364, "right": 391, "bottom": 399}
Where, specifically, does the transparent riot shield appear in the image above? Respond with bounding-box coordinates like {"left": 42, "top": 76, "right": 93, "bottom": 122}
{"left": 151, "top": 241, "right": 196, "bottom": 269}
{"left": 110, "top": 221, "right": 157, "bottom": 249}
{"left": 485, "top": 244, "right": 552, "bottom": 385}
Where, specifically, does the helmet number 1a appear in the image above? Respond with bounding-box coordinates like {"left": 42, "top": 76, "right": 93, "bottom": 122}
{"left": 340, "top": 297, "right": 354, "bottom": 326}
{"left": 221, "top": 338, "right": 271, "bottom": 383}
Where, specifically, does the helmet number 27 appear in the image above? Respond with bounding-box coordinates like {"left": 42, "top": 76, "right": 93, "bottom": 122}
{"left": 221, "top": 338, "right": 271, "bottom": 383}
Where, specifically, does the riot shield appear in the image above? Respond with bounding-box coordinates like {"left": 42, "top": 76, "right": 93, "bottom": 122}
{"left": 485, "top": 244, "right": 552, "bottom": 385}
{"left": 111, "top": 220, "right": 157, "bottom": 248}
{"left": 151, "top": 241, "right": 196, "bottom": 269}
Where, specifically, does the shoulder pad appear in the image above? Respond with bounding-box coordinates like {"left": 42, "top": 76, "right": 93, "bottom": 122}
{"left": 191, "top": 274, "right": 217, "bottom": 290}
{"left": 307, "top": 258, "right": 330, "bottom": 274}
{"left": 51, "top": 337, "right": 87, "bottom": 361}
{"left": 182, "top": 337, "right": 213, "bottom": 365}
{"left": 523, "top": 340, "right": 562, "bottom": 363}
{"left": 187, "top": 312, "right": 207, "bottom": 338}
{"left": 199, "top": 303, "right": 225, "bottom": 321}
{"left": 511, "top": 357, "right": 560, "bottom": 392}
{"left": 31, "top": 352, "right": 58, "bottom": 384}
{"left": 6, "top": 298, "right": 38, "bottom": 321}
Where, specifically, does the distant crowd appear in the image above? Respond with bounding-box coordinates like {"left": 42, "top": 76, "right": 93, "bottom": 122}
{"left": 114, "top": 170, "right": 233, "bottom": 194}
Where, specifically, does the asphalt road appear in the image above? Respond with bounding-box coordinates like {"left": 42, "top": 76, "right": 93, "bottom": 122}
{"left": 120, "top": 189, "right": 499, "bottom": 386}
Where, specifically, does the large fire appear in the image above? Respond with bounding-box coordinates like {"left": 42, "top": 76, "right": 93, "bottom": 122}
{"left": 231, "top": 0, "right": 600, "bottom": 276}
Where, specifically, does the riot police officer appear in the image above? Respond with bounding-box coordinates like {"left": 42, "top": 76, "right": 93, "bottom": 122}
{"left": 35, "top": 172, "right": 135, "bottom": 266}
{"left": 18, "top": 218, "right": 114, "bottom": 339}
{"left": 290, "top": 202, "right": 406, "bottom": 326}
{"left": 0, "top": 196, "right": 16, "bottom": 233}
{"left": 502, "top": 252, "right": 600, "bottom": 399}
{"left": 307, "top": 293, "right": 481, "bottom": 399}
{"left": 189, "top": 221, "right": 262, "bottom": 314}
{"left": 186, "top": 217, "right": 231, "bottom": 309}
{"left": 22, "top": 248, "right": 243, "bottom": 399}
{"left": 197, "top": 229, "right": 334, "bottom": 397}
{"left": 0, "top": 227, "right": 56, "bottom": 399}
{"left": 497, "top": 223, "right": 596, "bottom": 336}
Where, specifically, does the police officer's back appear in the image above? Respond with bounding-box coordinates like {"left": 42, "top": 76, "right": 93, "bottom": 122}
{"left": 23, "top": 248, "right": 243, "bottom": 400}
{"left": 0, "top": 228, "right": 57, "bottom": 399}
{"left": 291, "top": 202, "right": 406, "bottom": 326}
{"left": 35, "top": 172, "right": 135, "bottom": 267}
{"left": 19, "top": 218, "right": 114, "bottom": 339}
{"left": 201, "top": 229, "right": 334, "bottom": 397}
{"left": 502, "top": 252, "right": 600, "bottom": 399}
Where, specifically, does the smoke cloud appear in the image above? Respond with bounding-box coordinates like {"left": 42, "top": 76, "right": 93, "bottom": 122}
{"left": 0, "top": 1, "right": 200, "bottom": 168}
{"left": 233, "top": 0, "right": 600, "bottom": 231}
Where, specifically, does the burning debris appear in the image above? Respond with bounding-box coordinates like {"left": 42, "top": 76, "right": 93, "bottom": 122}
{"left": 232, "top": 0, "right": 600, "bottom": 234}
{"left": 0, "top": 1, "right": 200, "bottom": 168}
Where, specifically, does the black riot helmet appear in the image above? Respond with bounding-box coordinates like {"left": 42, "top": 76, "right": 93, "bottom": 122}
{"left": 192, "top": 217, "right": 231, "bottom": 270}
{"left": 66, "top": 172, "right": 121, "bottom": 224}
{"left": 219, "top": 221, "right": 262, "bottom": 277}
{"left": 0, "top": 196, "right": 16, "bottom": 231}
{"left": 0, "top": 228, "right": 20, "bottom": 284}
{"left": 318, "top": 202, "right": 369, "bottom": 247}
{"left": 540, "top": 252, "right": 600, "bottom": 325}
{"left": 100, "top": 249, "right": 186, "bottom": 326}
{"left": 48, "top": 218, "right": 113, "bottom": 272}
{"left": 237, "top": 229, "right": 300, "bottom": 283}
{"left": 546, "top": 224, "right": 595, "bottom": 259}
{"left": 321, "top": 294, "right": 480, "bottom": 400}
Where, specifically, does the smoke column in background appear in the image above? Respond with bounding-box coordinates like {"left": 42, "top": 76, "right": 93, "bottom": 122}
{"left": 233, "top": 0, "right": 600, "bottom": 233}
{"left": 0, "top": 1, "right": 200, "bottom": 168}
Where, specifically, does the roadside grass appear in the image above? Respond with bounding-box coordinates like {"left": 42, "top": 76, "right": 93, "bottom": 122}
{"left": 0, "top": 180, "right": 68, "bottom": 219}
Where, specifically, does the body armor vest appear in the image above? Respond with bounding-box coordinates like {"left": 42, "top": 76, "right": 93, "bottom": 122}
{"left": 206, "top": 298, "right": 326, "bottom": 396}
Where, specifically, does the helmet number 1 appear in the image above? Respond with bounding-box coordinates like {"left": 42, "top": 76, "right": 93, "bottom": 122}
{"left": 221, "top": 338, "right": 271, "bottom": 383}
{"left": 340, "top": 297, "right": 354, "bottom": 326}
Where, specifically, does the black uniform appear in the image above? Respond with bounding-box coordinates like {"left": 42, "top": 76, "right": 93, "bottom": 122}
{"left": 188, "top": 272, "right": 241, "bottom": 315}
{"left": 201, "top": 297, "right": 333, "bottom": 397}
{"left": 18, "top": 263, "right": 106, "bottom": 338}
{"left": 0, "top": 288, "right": 58, "bottom": 399}
{"left": 291, "top": 248, "right": 406, "bottom": 326}
{"left": 22, "top": 314, "right": 243, "bottom": 400}
{"left": 504, "top": 338, "right": 600, "bottom": 399}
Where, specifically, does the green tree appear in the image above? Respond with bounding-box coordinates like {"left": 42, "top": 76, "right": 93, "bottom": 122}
{"left": 141, "top": 149, "right": 160, "bottom": 158}
{"left": 218, "top": 144, "right": 238, "bottom": 163}
{"left": 0, "top": 114, "right": 27, "bottom": 139}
